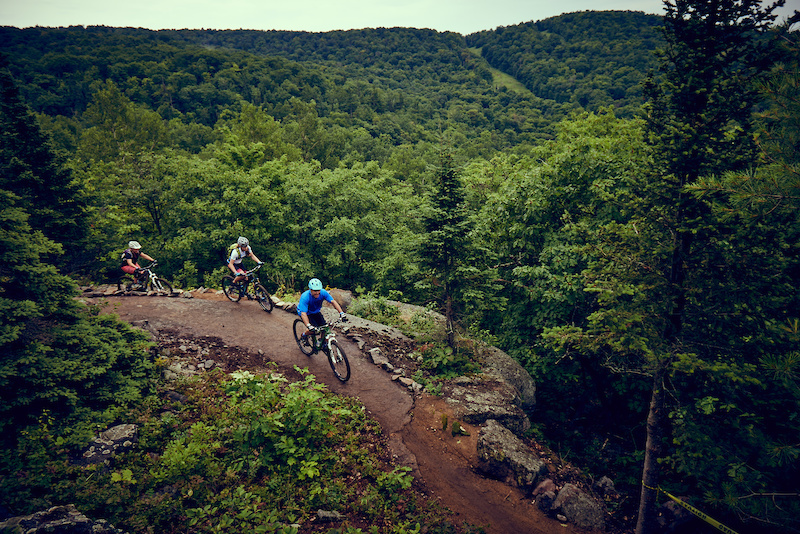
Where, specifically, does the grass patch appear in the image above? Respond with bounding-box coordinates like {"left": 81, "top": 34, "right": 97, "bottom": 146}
{"left": 467, "top": 47, "right": 532, "bottom": 95}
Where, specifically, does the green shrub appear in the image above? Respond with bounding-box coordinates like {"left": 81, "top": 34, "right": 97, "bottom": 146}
{"left": 348, "top": 295, "right": 401, "bottom": 325}
{"left": 0, "top": 368, "right": 463, "bottom": 532}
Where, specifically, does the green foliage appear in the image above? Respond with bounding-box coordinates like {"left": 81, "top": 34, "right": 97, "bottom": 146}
{"left": 376, "top": 467, "right": 414, "bottom": 496}
{"left": 348, "top": 294, "right": 401, "bottom": 325}
{"left": 0, "top": 12, "right": 798, "bottom": 533}
{"left": 0, "top": 77, "right": 157, "bottom": 450}
{"left": 1, "top": 370, "right": 462, "bottom": 533}
{"left": 418, "top": 152, "right": 502, "bottom": 346}
{"left": 151, "top": 421, "right": 224, "bottom": 483}
{"left": 0, "top": 62, "right": 87, "bottom": 270}
{"left": 555, "top": 4, "right": 800, "bottom": 531}
{"left": 687, "top": 27, "right": 800, "bottom": 219}
{"left": 0, "top": 15, "right": 679, "bottom": 291}
{"left": 472, "top": 109, "right": 652, "bottom": 354}
{"left": 414, "top": 342, "right": 479, "bottom": 379}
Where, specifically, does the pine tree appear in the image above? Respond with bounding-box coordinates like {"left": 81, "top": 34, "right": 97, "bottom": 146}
{"left": 419, "top": 152, "right": 470, "bottom": 346}
{"left": 0, "top": 58, "right": 86, "bottom": 270}
{"left": 635, "top": 2, "right": 787, "bottom": 532}
{"left": 419, "top": 151, "right": 500, "bottom": 347}
{"left": 0, "top": 61, "right": 155, "bottom": 451}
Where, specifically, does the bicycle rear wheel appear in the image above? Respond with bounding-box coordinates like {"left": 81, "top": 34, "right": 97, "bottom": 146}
{"left": 222, "top": 276, "right": 243, "bottom": 302}
{"left": 254, "top": 283, "right": 273, "bottom": 312}
{"left": 293, "top": 319, "right": 315, "bottom": 356}
{"left": 117, "top": 274, "right": 137, "bottom": 292}
{"left": 149, "top": 277, "right": 173, "bottom": 295}
{"left": 327, "top": 340, "right": 350, "bottom": 382}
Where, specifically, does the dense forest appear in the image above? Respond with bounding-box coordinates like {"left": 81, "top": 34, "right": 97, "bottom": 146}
{"left": 1, "top": 3, "right": 799, "bottom": 533}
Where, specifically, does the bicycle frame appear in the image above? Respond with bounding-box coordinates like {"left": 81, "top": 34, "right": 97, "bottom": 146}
{"left": 293, "top": 317, "right": 349, "bottom": 381}
{"left": 134, "top": 260, "right": 156, "bottom": 279}
{"left": 236, "top": 263, "right": 263, "bottom": 289}
{"left": 314, "top": 320, "right": 342, "bottom": 354}
{"left": 142, "top": 266, "right": 158, "bottom": 284}
{"left": 119, "top": 260, "right": 173, "bottom": 294}
{"left": 223, "top": 263, "right": 273, "bottom": 312}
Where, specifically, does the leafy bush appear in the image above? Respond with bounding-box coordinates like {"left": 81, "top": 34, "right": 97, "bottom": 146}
{"left": 348, "top": 295, "right": 401, "bottom": 325}
{"left": 415, "top": 342, "right": 479, "bottom": 379}
{"left": 1, "top": 368, "right": 464, "bottom": 533}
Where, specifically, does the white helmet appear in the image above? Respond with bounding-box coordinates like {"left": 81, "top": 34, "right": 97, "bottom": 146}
{"left": 237, "top": 236, "right": 249, "bottom": 247}
{"left": 128, "top": 241, "right": 141, "bottom": 249}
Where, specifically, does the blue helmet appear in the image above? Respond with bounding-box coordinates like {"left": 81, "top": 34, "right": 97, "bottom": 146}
{"left": 308, "top": 278, "right": 323, "bottom": 290}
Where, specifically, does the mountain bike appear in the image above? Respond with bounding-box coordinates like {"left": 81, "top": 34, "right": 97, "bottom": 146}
{"left": 117, "top": 261, "right": 173, "bottom": 295}
{"left": 293, "top": 318, "right": 351, "bottom": 382}
{"left": 221, "top": 263, "right": 274, "bottom": 312}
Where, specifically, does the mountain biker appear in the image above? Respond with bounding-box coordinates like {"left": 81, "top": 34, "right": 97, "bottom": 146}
{"left": 121, "top": 241, "right": 155, "bottom": 288}
{"left": 227, "top": 236, "right": 264, "bottom": 286}
{"left": 297, "top": 278, "right": 347, "bottom": 342}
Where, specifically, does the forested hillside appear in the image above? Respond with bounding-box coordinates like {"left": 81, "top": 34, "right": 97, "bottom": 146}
{"left": 1, "top": 4, "right": 799, "bottom": 533}
{"left": 0, "top": 11, "right": 663, "bottom": 157}
{"left": 467, "top": 11, "right": 663, "bottom": 115}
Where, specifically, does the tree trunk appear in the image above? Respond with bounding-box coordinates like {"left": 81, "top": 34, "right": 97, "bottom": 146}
{"left": 444, "top": 291, "right": 455, "bottom": 348}
{"left": 635, "top": 359, "right": 667, "bottom": 534}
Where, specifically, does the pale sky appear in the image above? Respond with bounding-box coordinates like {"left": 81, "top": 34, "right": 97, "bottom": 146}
{"left": 2, "top": 0, "right": 797, "bottom": 35}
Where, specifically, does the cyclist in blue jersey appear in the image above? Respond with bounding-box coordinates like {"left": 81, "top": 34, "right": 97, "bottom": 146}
{"left": 297, "top": 278, "right": 347, "bottom": 341}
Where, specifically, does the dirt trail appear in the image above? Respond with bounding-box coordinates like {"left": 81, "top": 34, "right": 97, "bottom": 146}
{"left": 99, "top": 293, "right": 587, "bottom": 534}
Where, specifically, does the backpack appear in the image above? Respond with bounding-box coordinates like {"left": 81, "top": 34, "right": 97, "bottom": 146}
{"left": 224, "top": 243, "right": 244, "bottom": 264}
{"left": 121, "top": 248, "right": 139, "bottom": 267}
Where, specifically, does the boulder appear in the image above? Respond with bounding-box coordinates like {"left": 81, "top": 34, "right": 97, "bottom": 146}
{"left": 325, "top": 288, "right": 352, "bottom": 311}
{"left": 480, "top": 346, "right": 537, "bottom": 411}
{"left": 657, "top": 498, "right": 694, "bottom": 533}
{"left": 368, "top": 347, "right": 389, "bottom": 366}
{"left": 552, "top": 483, "right": 607, "bottom": 531}
{"left": 535, "top": 490, "right": 557, "bottom": 514}
{"left": 476, "top": 419, "right": 547, "bottom": 491}
{"left": 79, "top": 424, "right": 138, "bottom": 466}
{"left": 593, "top": 475, "right": 619, "bottom": 498}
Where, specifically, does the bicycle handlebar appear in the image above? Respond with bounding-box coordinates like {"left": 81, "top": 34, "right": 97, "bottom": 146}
{"left": 242, "top": 263, "right": 263, "bottom": 276}
{"left": 312, "top": 318, "right": 346, "bottom": 331}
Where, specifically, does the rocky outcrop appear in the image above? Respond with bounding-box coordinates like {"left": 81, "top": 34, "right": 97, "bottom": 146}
{"left": 0, "top": 504, "right": 127, "bottom": 533}
{"left": 369, "top": 300, "right": 538, "bottom": 429}
{"left": 534, "top": 481, "right": 608, "bottom": 531}
{"left": 441, "top": 376, "right": 531, "bottom": 435}
{"left": 480, "top": 345, "right": 537, "bottom": 411}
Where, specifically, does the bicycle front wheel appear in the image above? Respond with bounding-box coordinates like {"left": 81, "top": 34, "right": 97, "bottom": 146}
{"left": 327, "top": 340, "right": 350, "bottom": 382}
{"left": 254, "top": 283, "right": 273, "bottom": 312}
{"left": 293, "top": 319, "right": 315, "bottom": 356}
{"left": 222, "top": 276, "right": 242, "bottom": 302}
{"left": 117, "top": 274, "right": 136, "bottom": 292}
{"left": 149, "top": 277, "right": 174, "bottom": 295}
